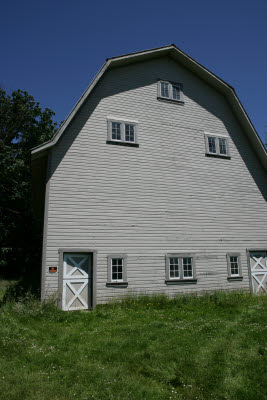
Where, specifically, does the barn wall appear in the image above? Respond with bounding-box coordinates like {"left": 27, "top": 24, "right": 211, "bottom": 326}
{"left": 42, "top": 56, "right": 267, "bottom": 303}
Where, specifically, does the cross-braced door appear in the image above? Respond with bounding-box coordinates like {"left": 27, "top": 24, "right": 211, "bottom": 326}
{"left": 249, "top": 251, "right": 267, "bottom": 294}
{"left": 62, "top": 253, "right": 91, "bottom": 310}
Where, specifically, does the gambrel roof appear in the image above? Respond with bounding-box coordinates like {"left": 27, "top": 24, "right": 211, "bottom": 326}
{"left": 31, "top": 44, "right": 267, "bottom": 170}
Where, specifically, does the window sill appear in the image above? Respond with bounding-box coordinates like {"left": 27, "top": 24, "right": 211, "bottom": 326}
{"left": 165, "top": 279, "right": 197, "bottom": 285}
{"left": 106, "top": 140, "right": 139, "bottom": 148}
{"left": 106, "top": 282, "right": 128, "bottom": 288}
{"left": 227, "top": 276, "right": 243, "bottom": 281}
{"left": 157, "top": 97, "right": 184, "bottom": 105}
{"left": 206, "top": 153, "right": 231, "bottom": 159}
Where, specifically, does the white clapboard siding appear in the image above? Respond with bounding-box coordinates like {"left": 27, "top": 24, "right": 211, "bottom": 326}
{"left": 43, "top": 56, "right": 267, "bottom": 303}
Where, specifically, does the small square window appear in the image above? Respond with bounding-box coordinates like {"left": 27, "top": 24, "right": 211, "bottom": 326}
{"left": 158, "top": 81, "right": 184, "bottom": 103}
{"left": 107, "top": 255, "right": 128, "bottom": 286}
{"left": 165, "top": 254, "right": 196, "bottom": 283}
{"left": 205, "top": 134, "right": 230, "bottom": 158}
{"left": 227, "top": 253, "right": 243, "bottom": 280}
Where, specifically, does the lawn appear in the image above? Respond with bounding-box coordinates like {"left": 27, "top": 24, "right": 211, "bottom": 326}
{"left": 0, "top": 291, "right": 266, "bottom": 400}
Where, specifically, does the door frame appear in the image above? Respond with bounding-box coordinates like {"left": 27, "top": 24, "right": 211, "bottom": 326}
{"left": 246, "top": 248, "right": 267, "bottom": 294}
{"left": 58, "top": 248, "right": 97, "bottom": 310}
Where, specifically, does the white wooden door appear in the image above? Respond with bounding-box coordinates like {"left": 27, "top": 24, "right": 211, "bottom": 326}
{"left": 62, "top": 253, "right": 91, "bottom": 310}
{"left": 249, "top": 251, "right": 267, "bottom": 294}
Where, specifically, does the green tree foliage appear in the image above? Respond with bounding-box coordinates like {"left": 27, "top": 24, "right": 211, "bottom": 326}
{"left": 0, "top": 89, "right": 57, "bottom": 287}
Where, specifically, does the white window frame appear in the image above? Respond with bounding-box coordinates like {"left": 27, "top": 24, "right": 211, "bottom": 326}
{"left": 205, "top": 133, "right": 230, "bottom": 158}
{"left": 107, "top": 254, "right": 128, "bottom": 286}
{"left": 165, "top": 254, "right": 197, "bottom": 283}
{"left": 227, "top": 253, "right": 243, "bottom": 280}
{"left": 157, "top": 80, "right": 184, "bottom": 103}
{"left": 107, "top": 118, "right": 138, "bottom": 145}
{"left": 168, "top": 257, "right": 180, "bottom": 280}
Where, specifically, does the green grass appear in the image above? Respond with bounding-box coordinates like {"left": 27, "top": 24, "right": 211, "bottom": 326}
{"left": 0, "top": 291, "right": 266, "bottom": 400}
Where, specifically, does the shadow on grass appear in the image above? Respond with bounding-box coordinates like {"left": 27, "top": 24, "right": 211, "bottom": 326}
{"left": 0, "top": 274, "right": 40, "bottom": 307}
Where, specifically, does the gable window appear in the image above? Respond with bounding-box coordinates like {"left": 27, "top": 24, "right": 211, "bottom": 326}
{"left": 125, "top": 124, "right": 135, "bottom": 142}
{"left": 160, "top": 82, "right": 170, "bottom": 98}
{"left": 111, "top": 122, "right": 121, "bottom": 141}
{"left": 227, "top": 253, "right": 243, "bottom": 280}
{"left": 158, "top": 80, "right": 184, "bottom": 103}
{"left": 219, "top": 138, "right": 227, "bottom": 155}
{"left": 205, "top": 134, "right": 230, "bottom": 158}
{"left": 165, "top": 254, "right": 197, "bottom": 284}
{"left": 172, "top": 84, "right": 181, "bottom": 100}
{"left": 208, "top": 136, "right": 216, "bottom": 154}
{"left": 106, "top": 255, "right": 128, "bottom": 286}
{"left": 107, "top": 119, "right": 138, "bottom": 147}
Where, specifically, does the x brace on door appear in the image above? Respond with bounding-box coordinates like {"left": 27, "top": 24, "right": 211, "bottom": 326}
{"left": 65, "top": 280, "right": 88, "bottom": 309}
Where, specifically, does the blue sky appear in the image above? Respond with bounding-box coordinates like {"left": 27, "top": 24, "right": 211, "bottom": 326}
{"left": 1, "top": 0, "right": 266, "bottom": 143}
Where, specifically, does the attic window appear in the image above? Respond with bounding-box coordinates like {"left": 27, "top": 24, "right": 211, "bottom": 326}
{"left": 205, "top": 134, "right": 230, "bottom": 158}
{"left": 107, "top": 119, "right": 139, "bottom": 147}
{"left": 157, "top": 80, "right": 184, "bottom": 103}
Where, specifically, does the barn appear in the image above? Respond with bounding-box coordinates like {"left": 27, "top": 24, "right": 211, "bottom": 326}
{"left": 31, "top": 45, "right": 267, "bottom": 310}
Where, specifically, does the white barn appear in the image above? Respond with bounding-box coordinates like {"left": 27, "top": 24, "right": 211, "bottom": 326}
{"left": 31, "top": 45, "right": 267, "bottom": 310}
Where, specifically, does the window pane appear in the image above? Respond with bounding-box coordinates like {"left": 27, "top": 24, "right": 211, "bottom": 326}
{"left": 219, "top": 138, "right": 227, "bottom": 155}
{"left": 230, "top": 256, "right": 239, "bottom": 275}
{"left": 183, "top": 258, "right": 193, "bottom": 278}
{"left": 172, "top": 85, "right": 180, "bottom": 100}
{"left": 125, "top": 124, "right": 135, "bottom": 142}
{"left": 208, "top": 137, "right": 216, "bottom": 154}
{"left": 112, "top": 258, "right": 123, "bottom": 281}
{"left": 169, "top": 257, "right": 179, "bottom": 278}
{"left": 161, "top": 82, "right": 169, "bottom": 98}
{"left": 112, "top": 122, "right": 121, "bottom": 140}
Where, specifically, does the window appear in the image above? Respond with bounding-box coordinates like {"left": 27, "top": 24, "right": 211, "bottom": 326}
{"left": 111, "top": 258, "right": 123, "bottom": 281}
{"left": 169, "top": 257, "right": 179, "bottom": 279}
{"left": 205, "top": 134, "right": 230, "bottom": 157}
{"left": 106, "top": 255, "right": 128, "bottom": 286}
{"left": 183, "top": 257, "right": 193, "bottom": 278}
{"left": 208, "top": 137, "right": 216, "bottom": 154}
{"left": 165, "top": 254, "right": 197, "bottom": 284}
{"left": 219, "top": 138, "right": 227, "bottom": 155}
{"left": 111, "top": 122, "right": 121, "bottom": 141}
{"left": 160, "top": 82, "right": 169, "bottom": 98}
{"left": 158, "top": 80, "right": 184, "bottom": 103}
{"left": 107, "top": 119, "right": 138, "bottom": 146}
{"left": 227, "top": 253, "right": 243, "bottom": 280}
{"left": 125, "top": 124, "right": 135, "bottom": 142}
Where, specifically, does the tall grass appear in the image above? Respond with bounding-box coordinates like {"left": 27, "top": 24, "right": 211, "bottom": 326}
{"left": 0, "top": 290, "right": 266, "bottom": 400}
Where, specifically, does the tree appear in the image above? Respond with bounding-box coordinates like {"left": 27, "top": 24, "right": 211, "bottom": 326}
{"left": 0, "top": 89, "right": 57, "bottom": 289}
